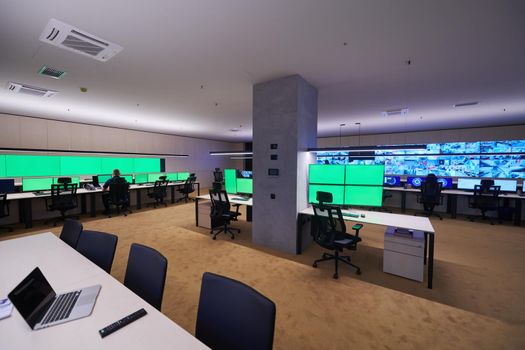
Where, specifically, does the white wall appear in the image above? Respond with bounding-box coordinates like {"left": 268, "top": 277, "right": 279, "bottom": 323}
{"left": 0, "top": 113, "right": 244, "bottom": 188}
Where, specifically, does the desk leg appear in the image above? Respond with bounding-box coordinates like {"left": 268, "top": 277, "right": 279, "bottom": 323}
{"left": 22, "top": 199, "right": 33, "bottom": 228}
{"left": 81, "top": 194, "right": 87, "bottom": 214}
{"left": 514, "top": 198, "right": 522, "bottom": 226}
{"left": 195, "top": 198, "right": 199, "bottom": 226}
{"left": 90, "top": 193, "right": 96, "bottom": 217}
{"left": 451, "top": 194, "right": 458, "bottom": 219}
{"left": 424, "top": 232, "right": 428, "bottom": 265}
{"left": 171, "top": 185, "right": 176, "bottom": 204}
{"left": 427, "top": 232, "right": 434, "bottom": 289}
{"left": 296, "top": 214, "right": 304, "bottom": 254}
{"left": 247, "top": 206, "right": 252, "bottom": 222}
{"left": 197, "top": 183, "right": 200, "bottom": 196}
{"left": 401, "top": 191, "right": 406, "bottom": 213}
{"left": 136, "top": 189, "right": 142, "bottom": 209}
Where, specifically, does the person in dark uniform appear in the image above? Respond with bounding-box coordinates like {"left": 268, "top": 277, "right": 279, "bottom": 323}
{"left": 102, "top": 169, "right": 122, "bottom": 214}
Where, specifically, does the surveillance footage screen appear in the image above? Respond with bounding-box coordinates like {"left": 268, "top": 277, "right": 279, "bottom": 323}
{"left": 316, "top": 139, "right": 525, "bottom": 178}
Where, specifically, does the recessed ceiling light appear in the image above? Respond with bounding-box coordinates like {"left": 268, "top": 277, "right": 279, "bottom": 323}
{"left": 229, "top": 128, "right": 240, "bottom": 132}
{"left": 454, "top": 101, "right": 479, "bottom": 107}
{"left": 381, "top": 108, "right": 409, "bottom": 116}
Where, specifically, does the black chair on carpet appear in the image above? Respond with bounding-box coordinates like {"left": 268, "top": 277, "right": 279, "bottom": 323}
{"left": 0, "top": 193, "right": 13, "bottom": 232}
{"left": 416, "top": 174, "right": 443, "bottom": 220}
{"left": 76, "top": 230, "right": 118, "bottom": 273}
{"left": 212, "top": 168, "right": 224, "bottom": 191}
{"left": 124, "top": 243, "right": 168, "bottom": 310}
{"left": 46, "top": 183, "right": 79, "bottom": 226}
{"left": 147, "top": 180, "right": 168, "bottom": 208}
{"left": 209, "top": 189, "right": 241, "bottom": 240}
{"left": 108, "top": 178, "right": 131, "bottom": 216}
{"left": 195, "top": 272, "right": 276, "bottom": 350}
{"left": 469, "top": 180, "right": 501, "bottom": 225}
{"left": 177, "top": 174, "right": 197, "bottom": 202}
{"left": 59, "top": 218, "right": 83, "bottom": 248}
{"left": 311, "top": 201, "right": 362, "bottom": 279}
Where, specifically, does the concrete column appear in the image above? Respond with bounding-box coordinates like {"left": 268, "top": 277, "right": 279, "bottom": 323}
{"left": 252, "top": 75, "right": 317, "bottom": 254}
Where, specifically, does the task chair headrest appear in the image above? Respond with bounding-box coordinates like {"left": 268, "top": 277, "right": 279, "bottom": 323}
{"left": 316, "top": 191, "right": 333, "bottom": 204}
{"left": 481, "top": 179, "right": 494, "bottom": 188}
{"left": 159, "top": 176, "right": 167, "bottom": 181}
{"left": 57, "top": 177, "right": 72, "bottom": 184}
{"left": 425, "top": 174, "right": 437, "bottom": 183}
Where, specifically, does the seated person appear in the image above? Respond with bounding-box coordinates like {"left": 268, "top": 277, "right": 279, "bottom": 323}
{"left": 102, "top": 169, "right": 125, "bottom": 214}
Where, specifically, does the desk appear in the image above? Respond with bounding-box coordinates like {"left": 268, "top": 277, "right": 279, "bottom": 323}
{"left": 194, "top": 194, "right": 252, "bottom": 227}
{"left": 5, "top": 181, "right": 200, "bottom": 228}
{"left": 0, "top": 232, "right": 208, "bottom": 350}
{"left": 298, "top": 207, "right": 436, "bottom": 289}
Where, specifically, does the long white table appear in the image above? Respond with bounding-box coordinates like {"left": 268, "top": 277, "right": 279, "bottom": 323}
{"left": 0, "top": 233, "right": 209, "bottom": 350}
{"left": 298, "top": 207, "right": 436, "bottom": 289}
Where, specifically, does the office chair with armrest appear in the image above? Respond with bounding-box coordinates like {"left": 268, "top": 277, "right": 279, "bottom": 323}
{"left": 147, "top": 180, "right": 168, "bottom": 208}
{"left": 124, "top": 243, "right": 168, "bottom": 311}
{"left": 177, "top": 175, "right": 197, "bottom": 203}
{"left": 469, "top": 182, "right": 501, "bottom": 225}
{"left": 195, "top": 272, "right": 276, "bottom": 350}
{"left": 46, "top": 183, "right": 79, "bottom": 226}
{"left": 76, "top": 230, "right": 118, "bottom": 273}
{"left": 209, "top": 189, "right": 241, "bottom": 240}
{"left": 0, "top": 193, "right": 13, "bottom": 232}
{"left": 416, "top": 174, "right": 443, "bottom": 220}
{"left": 59, "top": 218, "right": 83, "bottom": 248}
{"left": 212, "top": 168, "right": 224, "bottom": 191}
{"left": 108, "top": 178, "right": 131, "bottom": 217}
{"left": 312, "top": 203, "right": 362, "bottom": 279}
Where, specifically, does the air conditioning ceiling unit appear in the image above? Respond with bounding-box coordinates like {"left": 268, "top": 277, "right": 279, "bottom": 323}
{"left": 7, "top": 82, "right": 58, "bottom": 98}
{"left": 39, "top": 18, "right": 123, "bottom": 62}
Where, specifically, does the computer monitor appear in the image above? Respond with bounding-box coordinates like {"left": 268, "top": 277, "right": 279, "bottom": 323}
{"left": 177, "top": 172, "right": 190, "bottom": 181}
{"left": 236, "top": 178, "right": 253, "bottom": 195}
{"left": 122, "top": 175, "right": 133, "bottom": 183}
{"left": 457, "top": 178, "right": 481, "bottom": 190}
{"left": 308, "top": 185, "right": 345, "bottom": 205}
{"left": 134, "top": 174, "right": 148, "bottom": 184}
{"left": 147, "top": 173, "right": 165, "bottom": 182}
{"left": 97, "top": 175, "right": 112, "bottom": 185}
{"left": 494, "top": 179, "right": 517, "bottom": 192}
{"left": 164, "top": 173, "right": 179, "bottom": 181}
{"left": 406, "top": 176, "right": 425, "bottom": 188}
{"left": 22, "top": 178, "right": 53, "bottom": 192}
{"left": 309, "top": 164, "right": 345, "bottom": 184}
{"left": 0, "top": 179, "right": 15, "bottom": 193}
{"left": 344, "top": 186, "right": 383, "bottom": 207}
{"left": 345, "top": 165, "right": 384, "bottom": 186}
{"left": 240, "top": 170, "right": 252, "bottom": 178}
{"left": 384, "top": 176, "right": 400, "bottom": 187}
{"left": 224, "top": 169, "right": 237, "bottom": 194}
{"left": 437, "top": 177, "right": 453, "bottom": 189}
{"left": 53, "top": 177, "right": 80, "bottom": 187}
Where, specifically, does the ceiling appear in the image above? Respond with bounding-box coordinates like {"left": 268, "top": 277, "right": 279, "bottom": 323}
{"left": 1, "top": 0, "right": 524, "bottom": 142}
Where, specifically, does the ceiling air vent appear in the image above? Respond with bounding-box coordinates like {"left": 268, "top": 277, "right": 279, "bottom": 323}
{"left": 381, "top": 108, "right": 409, "bottom": 117}
{"left": 7, "top": 82, "right": 58, "bottom": 98}
{"left": 38, "top": 65, "right": 67, "bottom": 79}
{"left": 454, "top": 101, "right": 479, "bottom": 107}
{"left": 39, "top": 18, "right": 123, "bottom": 62}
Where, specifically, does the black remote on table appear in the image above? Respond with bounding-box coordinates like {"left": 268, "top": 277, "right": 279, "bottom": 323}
{"left": 99, "top": 308, "right": 148, "bottom": 338}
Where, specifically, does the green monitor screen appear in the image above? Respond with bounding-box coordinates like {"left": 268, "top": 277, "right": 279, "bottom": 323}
{"left": 236, "top": 178, "right": 253, "bottom": 194}
{"left": 147, "top": 173, "right": 165, "bottom": 182}
{"left": 344, "top": 186, "right": 383, "bottom": 206}
{"left": 23, "top": 178, "right": 53, "bottom": 192}
{"left": 134, "top": 158, "right": 161, "bottom": 173}
{"left": 165, "top": 173, "right": 178, "bottom": 181}
{"left": 308, "top": 185, "right": 345, "bottom": 205}
{"left": 224, "top": 169, "right": 237, "bottom": 193}
{"left": 309, "top": 164, "right": 345, "bottom": 184}
{"left": 177, "top": 172, "right": 190, "bottom": 181}
{"left": 98, "top": 175, "right": 112, "bottom": 184}
{"left": 6, "top": 155, "right": 60, "bottom": 177}
{"left": 101, "top": 157, "right": 134, "bottom": 174}
{"left": 122, "top": 175, "right": 133, "bottom": 183}
{"left": 345, "top": 165, "right": 384, "bottom": 185}
{"left": 53, "top": 177, "right": 80, "bottom": 186}
{"left": 0, "top": 155, "right": 6, "bottom": 177}
{"left": 60, "top": 157, "right": 101, "bottom": 175}
{"left": 134, "top": 174, "right": 148, "bottom": 184}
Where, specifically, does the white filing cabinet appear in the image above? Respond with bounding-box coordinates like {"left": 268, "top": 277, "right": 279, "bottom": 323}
{"left": 383, "top": 226, "right": 425, "bottom": 282}
{"left": 197, "top": 201, "right": 212, "bottom": 229}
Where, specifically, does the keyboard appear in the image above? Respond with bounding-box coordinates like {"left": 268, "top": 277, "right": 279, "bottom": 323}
{"left": 33, "top": 191, "right": 51, "bottom": 196}
{"left": 232, "top": 197, "right": 250, "bottom": 201}
{"left": 342, "top": 212, "right": 359, "bottom": 218}
{"left": 41, "top": 291, "right": 81, "bottom": 325}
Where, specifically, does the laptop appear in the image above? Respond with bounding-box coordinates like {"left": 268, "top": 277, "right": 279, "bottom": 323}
{"left": 8, "top": 267, "right": 101, "bottom": 330}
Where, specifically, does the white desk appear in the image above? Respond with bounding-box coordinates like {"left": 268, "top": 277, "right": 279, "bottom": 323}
{"left": 298, "top": 207, "right": 436, "bottom": 289}
{"left": 0, "top": 233, "right": 209, "bottom": 350}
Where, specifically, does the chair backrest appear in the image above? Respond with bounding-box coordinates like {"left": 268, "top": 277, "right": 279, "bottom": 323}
{"left": 213, "top": 169, "right": 223, "bottom": 183}
{"left": 209, "top": 189, "right": 231, "bottom": 217}
{"left": 152, "top": 180, "right": 168, "bottom": 197}
{"left": 473, "top": 185, "right": 500, "bottom": 210}
{"left": 76, "top": 230, "right": 118, "bottom": 273}
{"left": 0, "top": 193, "right": 9, "bottom": 218}
{"left": 480, "top": 179, "right": 495, "bottom": 190}
{"left": 316, "top": 191, "right": 333, "bottom": 206}
{"left": 124, "top": 243, "right": 168, "bottom": 310}
{"left": 51, "top": 183, "right": 78, "bottom": 207}
{"left": 420, "top": 175, "right": 442, "bottom": 204}
{"left": 196, "top": 272, "right": 276, "bottom": 350}
{"left": 59, "top": 218, "right": 83, "bottom": 248}
{"left": 312, "top": 204, "right": 345, "bottom": 249}
{"left": 57, "top": 177, "right": 72, "bottom": 185}
{"left": 183, "top": 175, "right": 196, "bottom": 193}
{"left": 109, "top": 178, "right": 130, "bottom": 205}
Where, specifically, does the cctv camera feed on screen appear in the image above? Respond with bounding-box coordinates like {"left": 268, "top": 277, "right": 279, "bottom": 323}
{"left": 316, "top": 139, "right": 525, "bottom": 179}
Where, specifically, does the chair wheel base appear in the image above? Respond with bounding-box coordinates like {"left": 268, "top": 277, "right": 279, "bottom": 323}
{"left": 356, "top": 269, "right": 362, "bottom": 275}
{"left": 333, "top": 273, "right": 338, "bottom": 279}
{"left": 312, "top": 263, "right": 317, "bottom": 268}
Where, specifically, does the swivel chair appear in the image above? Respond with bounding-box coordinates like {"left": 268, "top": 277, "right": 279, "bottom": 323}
{"left": 177, "top": 175, "right": 196, "bottom": 202}
{"left": 108, "top": 178, "right": 131, "bottom": 217}
{"left": 416, "top": 174, "right": 443, "bottom": 220}
{"left": 147, "top": 180, "right": 168, "bottom": 208}
{"left": 469, "top": 180, "right": 501, "bottom": 225}
{"left": 76, "top": 230, "right": 118, "bottom": 273}
{"left": 46, "top": 183, "right": 79, "bottom": 226}
{"left": 212, "top": 168, "right": 224, "bottom": 191}
{"left": 59, "top": 218, "right": 83, "bottom": 248}
{"left": 0, "top": 193, "right": 13, "bottom": 232}
{"left": 209, "top": 189, "right": 241, "bottom": 240}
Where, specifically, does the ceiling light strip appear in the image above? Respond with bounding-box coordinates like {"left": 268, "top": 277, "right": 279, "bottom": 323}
{"left": 0, "top": 147, "right": 188, "bottom": 158}
{"left": 209, "top": 151, "right": 253, "bottom": 156}
{"left": 309, "top": 144, "right": 427, "bottom": 153}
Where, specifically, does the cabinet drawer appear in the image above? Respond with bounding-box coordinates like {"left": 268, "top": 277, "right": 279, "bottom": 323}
{"left": 383, "top": 250, "right": 424, "bottom": 282}
{"left": 384, "top": 240, "right": 424, "bottom": 257}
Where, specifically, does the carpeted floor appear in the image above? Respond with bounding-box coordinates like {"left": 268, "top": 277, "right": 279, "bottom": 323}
{"left": 2, "top": 201, "right": 524, "bottom": 349}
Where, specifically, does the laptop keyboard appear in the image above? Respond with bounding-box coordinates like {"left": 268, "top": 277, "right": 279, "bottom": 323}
{"left": 41, "top": 291, "right": 81, "bottom": 325}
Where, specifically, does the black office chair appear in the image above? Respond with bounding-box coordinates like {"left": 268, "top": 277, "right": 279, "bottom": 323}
{"left": 0, "top": 193, "right": 13, "bottom": 232}
{"left": 212, "top": 168, "right": 224, "bottom": 191}
{"left": 76, "top": 230, "right": 118, "bottom": 273}
{"left": 195, "top": 272, "right": 276, "bottom": 350}
{"left": 108, "top": 178, "right": 131, "bottom": 217}
{"left": 209, "top": 189, "right": 241, "bottom": 240}
{"left": 469, "top": 180, "right": 501, "bottom": 225}
{"left": 46, "top": 183, "right": 79, "bottom": 226}
{"left": 59, "top": 218, "right": 83, "bottom": 248}
{"left": 124, "top": 243, "right": 168, "bottom": 311}
{"left": 147, "top": 180, "right": 168, "bottom": 208}
{"left": 177, "top": 175, "right": 197, "bottom": 203}
{"left": 57, "top": 177, "right": 72, "bottom": 186}
{"left": 416, "top": 174, "right": 443, "bottom": 220}
{"left": 311, "top": 203, "right": 362, "bottom": 279}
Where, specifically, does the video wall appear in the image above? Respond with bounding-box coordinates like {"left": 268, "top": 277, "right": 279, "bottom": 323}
{"left": 316, "top": 139, "right": 525, "bottom": 178}
{"left": 224, "top": 169, "right": 253, "bottom": 194}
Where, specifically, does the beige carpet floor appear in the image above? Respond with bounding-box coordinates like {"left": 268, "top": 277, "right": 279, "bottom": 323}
{"left": 2, "top": 201, "right": 524, "bottom": 349}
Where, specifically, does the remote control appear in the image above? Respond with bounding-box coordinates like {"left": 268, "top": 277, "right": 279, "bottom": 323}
{"left": 99, "top": 308, "right": 147, "bottom": 338}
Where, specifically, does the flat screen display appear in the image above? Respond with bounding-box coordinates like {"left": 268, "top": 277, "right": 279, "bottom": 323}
{"left": 236, "top": 178, "right": 253, "bottom": 194}
{"left": 165, "top": 173, "right": 179, "bottom": 181}
{"left": 384, "top": 176, "right": 400, "bottom": 187}
{"left": 494, "top": 179, "right": 517, "bottom": 192}
{"left": 177, "top": 172, "right": 190, "bottom": 181}
{"left": 98, "top": 175, "right": 112, "bottom": 185}
{"left": 241, "top": 170, "right": 252, "bottom": 178}
{"left": 147, "top": 173, "right": 165, "bottom": 182}
{"left": 0, "top": 179, "right": 15, "bottom": 193}
{"left": 437, "top": 177, "right": 453, "bottom": 189}
{"left": 309, "top": 164, "right": 345, "bottom": 184}
{"left": 134, "top": 174, "right": 148, "bottom": 184}
{"left": 345, "top": 165, "right": 384, "bottom": 185}
{"left": 457, "top": 178, "right": 481, "bottom": 190}
{"left": 407, "top": 176, "right": 425, "bottom": 187}
{"left": 344, "top": 186, "right": 383, "bottom": 207}
{"left": 224, "top": 169, "right": 237, "bottom": 194}
{"left": 22, "top": 178, "right": 53, "bottom": 192}
{"left": 308, "top": 185, "right": 345, "bottom": 205}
